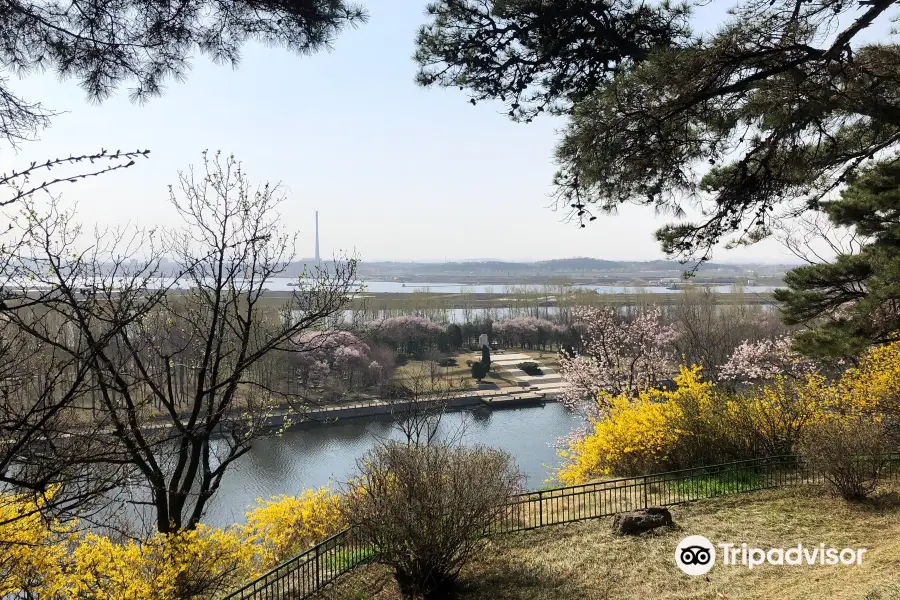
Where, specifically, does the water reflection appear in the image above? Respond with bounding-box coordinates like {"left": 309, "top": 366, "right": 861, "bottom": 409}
{"left": 203, "top": 404, "right": 583, "bottom": 528}
{"left": 143, "top": 277, "right": 779, "bottom": 295}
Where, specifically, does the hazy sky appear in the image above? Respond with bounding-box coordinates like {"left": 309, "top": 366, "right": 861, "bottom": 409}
{"left": 3, "top": 1, "right": 892, "bottom": 263}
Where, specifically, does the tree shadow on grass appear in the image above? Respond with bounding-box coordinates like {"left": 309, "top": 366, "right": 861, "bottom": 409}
{"left": 853, "top": 489, "right": 900, "bottom": 514}
{"left": 313, "top": 562, "right": 594, "bottom": 600}
{"left": 458, "top": 560, "right": 603, "bottom": 600}
{"left": 312, "top": 564, "right": 396, "bottom": 600}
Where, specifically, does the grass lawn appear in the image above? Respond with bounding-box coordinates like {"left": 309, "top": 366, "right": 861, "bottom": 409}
{"left": 393, "top": 354, "right": 519, "bottom": 391}
{"left": 314, "top": 485, "right": 900, "bottom": 600}
{"left": 394, "top": 358, "right": 472, "bottom": 385}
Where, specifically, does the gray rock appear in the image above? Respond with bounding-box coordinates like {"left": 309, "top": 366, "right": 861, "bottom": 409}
{"left": 611, "top": 507, "right": 674, "bottom": 536}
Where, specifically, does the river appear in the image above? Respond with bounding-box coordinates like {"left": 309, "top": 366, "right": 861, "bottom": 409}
{"left": 274, "top": 281, "right": 779, "bottom": 295}
{"left": 354, "top": 282, "right": 781, "bottom": 295}
{"left": 201, "top": 403, "right": 583, "bottom": 529}
{"left": 10, "top": 278, "right": 779, "bottom": 296}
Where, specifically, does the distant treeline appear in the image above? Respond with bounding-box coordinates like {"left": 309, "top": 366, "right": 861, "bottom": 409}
{"left": 97, "top": 257, "right": 790, "bottom": 280}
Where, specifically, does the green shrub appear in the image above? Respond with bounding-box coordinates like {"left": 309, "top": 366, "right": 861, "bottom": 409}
{"left": 471, "top": 361, "right": 489, "bottom": 381}
{"left": 437, "top": 357, "right": 458, "bottom": 367}
{"left": 516, "top": 361, "right": 542, "bottom": 376}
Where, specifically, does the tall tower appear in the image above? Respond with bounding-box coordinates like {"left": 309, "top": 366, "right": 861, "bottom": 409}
{"left": 314, "top": 211, "right": 320, "bottom": 263}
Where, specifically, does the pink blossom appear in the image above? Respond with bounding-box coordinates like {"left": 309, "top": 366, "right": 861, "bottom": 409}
{"left": 719, "top": 336, "right": 819, "bottom": 383}
{"left": 291, "top": 330, "right": 374, "bottom": 384}
{"left": 365, "top": 315, "right": 444, "bottom": 335}
{"left": 493, "top": 316, "right": 559, "bottom": 347}
{"left": 293, "top": 330, "right": 371, "bottom": 357}
{"left": 333, "top": 345, "right": 365, "bottom": 363}
{"left": 364, "top": 316, "right": 444, "bottom": 356}
{"left": 558, "top": 306, "right": 677, "bottom": 412}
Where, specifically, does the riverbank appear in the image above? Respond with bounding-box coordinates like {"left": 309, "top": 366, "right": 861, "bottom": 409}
{"left": 263, "top": 387, "right": 555, "bottom": 430}
{"left": 282, "top": 352, "right": 564, "bottom": 427}
{"left": 60, "top": 352, "right": 565, "bottom": 437}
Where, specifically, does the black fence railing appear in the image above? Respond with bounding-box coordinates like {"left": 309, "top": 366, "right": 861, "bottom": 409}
{"left": 222, "top": 453, "right": 900, "bottom": 599}
{"left": 223, "top": 527, "right": 374, "bottom": 600}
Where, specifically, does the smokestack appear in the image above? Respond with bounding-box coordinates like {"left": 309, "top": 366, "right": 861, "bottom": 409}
{"left": 315, "top": 211, "right": 320, "bottom": 263}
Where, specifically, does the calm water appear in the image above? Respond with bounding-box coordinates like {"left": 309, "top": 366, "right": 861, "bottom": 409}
{"left": 356, "top": 282, "right": 780, "bottom": 295}
{"left": 202, "top": 403, "right": 583, "bottom": 528}
{"left": 10, "top": 278, "right": 780, "bottom": 296}
{"left": 146, "top": 277, "right": 779, "bottom": 295}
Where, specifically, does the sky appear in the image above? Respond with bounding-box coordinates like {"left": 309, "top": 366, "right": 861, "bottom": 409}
{"left": 1, "top": 1, "right": 891, "bottom": 264}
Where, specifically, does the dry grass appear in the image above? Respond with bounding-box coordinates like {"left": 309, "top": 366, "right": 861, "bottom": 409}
{"left": 315, "top": 485, "right": 900, "bottom": 600}
{"left": 394, "top": 360, "right": 470, "bottom": 390}
{"left": 393, "top": 355, "right": 518, "bottom": 391}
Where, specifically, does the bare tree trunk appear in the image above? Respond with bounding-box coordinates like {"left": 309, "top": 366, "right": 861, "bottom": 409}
{"left": 4, "top": 153, "right": 358, "bottom": 533}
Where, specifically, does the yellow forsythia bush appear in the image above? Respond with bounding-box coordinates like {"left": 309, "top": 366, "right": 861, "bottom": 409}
{"left": 558, "top": 393, "right": 681, "bottom": 484}
{"left": 724, "top": 375, "right": 829, "bottom": 457}
{"left": 66, "top": 526, "right": 257, "bottom": 599}
{"left": 832, "top": 342, "right": 900, "bottom": 417}
{"left": 558, "top": 366, "right": 708, "bottom": 483}
{"left": 559, "top": 342, "right": 900, "bottom": 485}
{"left": 0, "top": 488, "right": 73, "bottom": 598}
{"left": 242, "top": 487, "right": 345, "bottom": 565}
{"left": 0, "top": 485, "right": 345, "bottom": 599}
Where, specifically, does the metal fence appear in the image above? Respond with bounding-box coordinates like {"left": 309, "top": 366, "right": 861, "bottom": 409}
{"left": 222, "top": 453, "right": 900, "bottom": 599}
{"left": 223, "top": 527, "right": 374, "bottom": 600}
{"left": 488, "top": 454, "right": 808, "bottom": 534}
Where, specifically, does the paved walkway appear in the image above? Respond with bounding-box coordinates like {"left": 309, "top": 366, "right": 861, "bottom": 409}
{"left": 491, "top": 352, "right": 567, "bottom": 398}
{"left": 299, "top": 352, "right": 570, "bottom": 417}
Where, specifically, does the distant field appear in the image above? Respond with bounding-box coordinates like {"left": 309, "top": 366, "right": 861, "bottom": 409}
{"left": 352, "top": 291, "right": 776, "bottom": 312}
{"left": 249, "top": 291, "right": 777, "bottom": 311}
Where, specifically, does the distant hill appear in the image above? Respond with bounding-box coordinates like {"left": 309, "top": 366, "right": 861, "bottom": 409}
{"left": 532, "top": 257, "right": 728, "bottom": 272}
{"left": 353, "top": 258, "right": 736, "bottom": 275}
{"left": 41, "top": 256, "right": 787, "bottom": 282}
{"left": 289, "top": 257, "right": 790, "bottom": 283}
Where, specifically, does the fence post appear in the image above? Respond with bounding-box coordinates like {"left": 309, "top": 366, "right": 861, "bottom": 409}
{"left": 642, "top": 476, "right": 648, "bottom": 509}
{"left": 538, "top": 490, "right": 544, "bottom": 527}
{"left": 315, "top": 542, "right": 321, "bottom": 590}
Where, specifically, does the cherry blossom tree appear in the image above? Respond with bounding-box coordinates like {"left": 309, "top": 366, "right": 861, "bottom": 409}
{"left": 493, "top": 316, "right": 564, "bottom": 350}
{"left": 718, "top": 336, "right": 822, "bottom": 384}
{"left": 365, "top": 316, "right": 445, "bottom": 359}
{"left": 558, "top": 306, "right": 677, "bottom": 413}
{"left": 291, "top": 330, "right": 384, "bottom": 391}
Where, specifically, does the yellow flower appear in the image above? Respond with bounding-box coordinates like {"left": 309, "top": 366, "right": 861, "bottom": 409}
{"left": 558, "top": 343, "right": 900, "bottom": 485}
{"left": 1, "top": 484, "right": 345, "bottom": 599}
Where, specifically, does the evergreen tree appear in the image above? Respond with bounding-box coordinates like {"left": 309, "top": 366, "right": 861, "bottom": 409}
{"left": 471, "top": 360, "right": 489, "bottom": 382}
{"left": 447, "top": 323, "right": 463, "bottom": 350}
{"left": 775, "top": 158, "right": 900, "bottom": 357}
{"left": 415, "top": 0, "right": 900, "bottom": 263}
{"left": 0, "top": 0, "right": 367, "bottom": 144}
{"left": 481, "top": 343, "right": 491, "bottom": 370}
